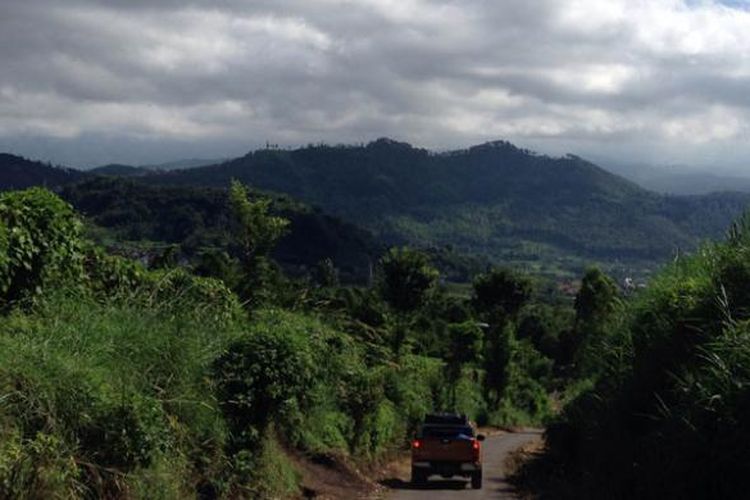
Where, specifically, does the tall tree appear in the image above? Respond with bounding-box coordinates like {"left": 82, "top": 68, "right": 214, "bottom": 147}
{"left": 472, "top": 268, "right": 532, "bottom": 321}
{"left": 228, "top": 180, "right": 289, "bottom": 304}
{"left": 377, "top": 247, "right": 438, "bottom": 352}
{"left": 572, "top": 267, "right": 621, "bottom": 375}
{"left": 472, "top": 268, "right": 532, "bottom": 407}
{"left": 575, "top": 267, "right": 619, "bottom": 325}
{"left": 444, "top": 321, "right": 483, "bottom": 408}
{"left": 378, "top": 247, "right": 438, "bottom": 314}
{"left": 229, "top": 180, "right": 289, "bottom": 262}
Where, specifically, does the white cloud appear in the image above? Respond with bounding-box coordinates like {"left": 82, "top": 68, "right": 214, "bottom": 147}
{"left": 1, "top": 0, "right": 750, "bottom": 167}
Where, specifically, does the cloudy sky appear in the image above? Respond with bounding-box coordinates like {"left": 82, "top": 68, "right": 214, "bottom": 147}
{"left": 2, "top": 0, "right": 750, "bottom": 169}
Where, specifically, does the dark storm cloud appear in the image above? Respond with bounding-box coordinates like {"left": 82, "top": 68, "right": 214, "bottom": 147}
{"left": 2, "top": 0, "right": 750, "bottom": 167}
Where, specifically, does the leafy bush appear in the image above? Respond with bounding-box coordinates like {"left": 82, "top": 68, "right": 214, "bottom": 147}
{"left": 0, "top": 431, "right": 81, "bottom": 500}
{"left": 83, "top": 246, "right": 146, "bottom": 295}
{"left": 0, "top": 188, "right": 85, "bottom": 308}
{"left": 213, "top": 313, "right": 318, "bottom": 447}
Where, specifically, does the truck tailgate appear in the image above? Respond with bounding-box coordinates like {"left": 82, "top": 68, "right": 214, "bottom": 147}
{"left": 414, "top": 437, "right": 475, "bottom": 462}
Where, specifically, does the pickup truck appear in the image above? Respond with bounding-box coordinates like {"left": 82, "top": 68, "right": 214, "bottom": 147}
{"left": 410, "top": 413, "right": 485, "bottom": 489}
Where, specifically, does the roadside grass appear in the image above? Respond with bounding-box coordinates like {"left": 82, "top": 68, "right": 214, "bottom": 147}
{"left": 0, "top": 290, "right": 245, "bottom": 498}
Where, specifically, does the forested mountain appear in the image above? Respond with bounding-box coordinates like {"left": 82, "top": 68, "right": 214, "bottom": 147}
{"left": 4, "top": 140, "right": 750, "bottom": 278}
{"left": 142, "top": 139, "right": 750, "bottom": 276}
{"left": 61, "top": 177, "right": 382, "bottom": 283}
{"left": 0, "top": 153, "right": 85, "bottom": 190}
{"left": 89, "top": 164, "right": 152, "bottom": 177}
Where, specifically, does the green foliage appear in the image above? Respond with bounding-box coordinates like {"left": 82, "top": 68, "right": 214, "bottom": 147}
{"left": 0, "top": 186, "right": 569, "bottom": 498}
{"left": 490, "top": 337, "right": 552, "bottom": 426}
{"left": 0, "top": 153, "right": 84, "bottom": 191}
{"left": 213, "top": 316, "right": 317, "bottom": 444}
{"left": 244, "top": 310, "right": 439, "bottom": 458}
{"left": 315, "top": 257, "right": 339, "bottom": 287}
{"left": 472, "top": 267, "right": 532, "bottom": 319}
{"left": 517, "top": 304, "right": 574, "bottom": 367}
{"left": 377, "top": 247, "right": 439, "bottom": 314}
{"left": 482, "top": 321, "right": 513, "bottom": 406}
{"left": 61, "top": 176, "right": 380, "bottom": 284}
{"left": 229, "top": 435, "right": 300, "bottom": 499}
{"left": 0, "top": 188, "right": 85, "bottom": 308}
{"left": 228, "top": 180, "right": 292, "bottom": 305}
{"left": 0, "top": 431, "right": 81, "bottom": 500}
{"left": 444, "top": 322, "right": 483, "bottom": 406}
{"left": 574, "top": 267, "right": 620, "bottom": 325}
{"left": 0, "top": 290, "right": 242, "bottom": 497}
{"left": 571, "top": 267, "right": 622, "bottom": 376}
{"left": 83, "top": 245, "right": 147, "bottom": 293}
{"left": 143, "top": 269, "right": 244, "bottom": 326}
{"left": 229, "top": 180, "right": 289, "bottom": 260}
{"left": 193, "top": 248, "right": 242, "bottom": 289}
{"left": 469, "top": 269, "right": 555, "bottom": 425}
{"left": 338, "top": 367, "right": 387, "bottom": 452}
{"left": 83, "top": 247, "right": 243, "bottom": 326}
{"left": 539, "top": 218, "right": 750, "bottom": 499}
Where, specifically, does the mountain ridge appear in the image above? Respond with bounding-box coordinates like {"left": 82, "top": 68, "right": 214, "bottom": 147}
{"left": 136, "top": 138, "right": 750, "bottom": 275}
{"left": 2, "top": 140, "right": 749, "bottom": 278}
{"left": 0, "top": 153, "right": 85, "bottom": 190}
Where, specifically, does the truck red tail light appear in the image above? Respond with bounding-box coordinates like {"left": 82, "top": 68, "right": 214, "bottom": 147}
{"left": 412, "top": 439, "right": 422, "bottom": 449}
{"left": 472, "top": 439, "right": 480, "bottom": 460}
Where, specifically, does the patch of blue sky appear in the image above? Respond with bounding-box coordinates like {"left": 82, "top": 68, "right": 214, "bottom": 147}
{"left": 685, "top": 0, "right": 750, "bottom": 8}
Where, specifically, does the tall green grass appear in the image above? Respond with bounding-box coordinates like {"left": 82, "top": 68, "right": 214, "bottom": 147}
{"left": 539, "top": 234, "right": 750, "bottom": 498}
{"left": 0, "top": 289, "right": 245, "bottom": 498}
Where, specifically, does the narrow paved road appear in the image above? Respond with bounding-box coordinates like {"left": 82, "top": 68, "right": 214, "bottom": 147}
{"left": 386, "top": 431, "right": 542, "bottom": 500}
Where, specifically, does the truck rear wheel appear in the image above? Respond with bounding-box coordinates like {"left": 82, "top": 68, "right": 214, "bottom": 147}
{"left": 471, "top": 471, "right": 482, "bottom": 489}
{"left": 411, "top": 468, "right": 427, "bottom": 485}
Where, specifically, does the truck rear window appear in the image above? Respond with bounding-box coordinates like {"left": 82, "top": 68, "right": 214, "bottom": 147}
{"left": 420, "top": 425, "right": 474, "bottom": 439}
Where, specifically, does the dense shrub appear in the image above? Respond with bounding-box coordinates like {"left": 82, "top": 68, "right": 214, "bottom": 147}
{"left": 236, "top": 311, "right": 448, "bottom": 459}
{"left": 0, "top": 188, "right": 85, "bottom": 308}
{"left": 539, "top": 225, "right": 750, "bottom": 499}
{"left": 213, "top": 313, "right": 318, "bottom": 445}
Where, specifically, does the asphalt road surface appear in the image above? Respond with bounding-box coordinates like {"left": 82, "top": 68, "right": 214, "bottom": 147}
{"left": 386, "top": 431, "right": 542, "bottom": 500}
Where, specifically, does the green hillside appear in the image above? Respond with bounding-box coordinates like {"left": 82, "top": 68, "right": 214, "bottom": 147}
{"left": 144, "top": 139, "right": 750, "bottom": 277}
{"left": 4, "top": 140, "right": 750, "bottom": 279}
{"left": 0, "top": 153, "right": 85, "bottom": 190}
{"left": 61, "top": 177, "right": 382, "bottom": 283}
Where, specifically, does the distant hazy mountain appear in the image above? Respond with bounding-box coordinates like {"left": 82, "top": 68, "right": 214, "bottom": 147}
{"left": 642, "top": 173, "right": 750, "bottom": 195}
{"left": 140, "top": 158, "right": 229, "bottom": 171}
{"left": 89, "top": 164, "right": 152, "bottom": 177}
{"left": 0, "top": 153, "right": 85, "bottom": 190}
{"left": 138, "top": 139, "right": 750, "bottom": 274}
{"left": 89, "top": 158, "right": 229, "bottom": 175}
{"left": 599, "top": 161, "right": 750, "bottom": 195}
